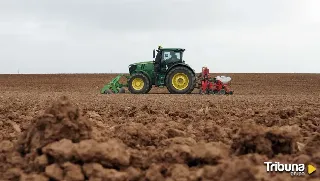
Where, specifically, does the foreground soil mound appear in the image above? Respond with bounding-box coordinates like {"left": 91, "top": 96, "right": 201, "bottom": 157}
{"left": 16, "top": 96, "right": 92, "bottom": 155}
{"left": 3, "top": 97, "right": 135, "bottom": 181}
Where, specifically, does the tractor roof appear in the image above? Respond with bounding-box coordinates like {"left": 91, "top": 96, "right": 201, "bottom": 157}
{"left": 160, "top": 48, "right": 185, "bottom": 52}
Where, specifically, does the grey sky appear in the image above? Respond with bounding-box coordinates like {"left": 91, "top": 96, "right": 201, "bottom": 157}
{"left": 0, "top": 0, "right": 320, "bottom": 73}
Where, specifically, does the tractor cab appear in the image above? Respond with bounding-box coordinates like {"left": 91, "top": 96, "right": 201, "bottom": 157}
{"left": 153, "top": 46, "right": 185, "bottom": 72}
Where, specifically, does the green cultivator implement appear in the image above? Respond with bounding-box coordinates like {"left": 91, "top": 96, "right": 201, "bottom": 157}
{"left": 100, "top": 74, "right": 130, "bottom": 94}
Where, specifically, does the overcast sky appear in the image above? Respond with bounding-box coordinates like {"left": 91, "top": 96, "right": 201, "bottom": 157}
{"left": 0, "top": 0, "right": 320, "bottom": 73}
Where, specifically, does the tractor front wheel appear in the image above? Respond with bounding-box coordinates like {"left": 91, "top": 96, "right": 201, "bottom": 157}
{"left": 128, "top": 73, "right": 151, "bottom": 94}
{"left": 166, "top": 66, "right": 196, "bottom": 94}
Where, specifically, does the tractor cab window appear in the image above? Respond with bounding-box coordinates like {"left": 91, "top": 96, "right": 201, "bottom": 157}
{"left": 162, "top": 51, "right": 181, "bottom": 62}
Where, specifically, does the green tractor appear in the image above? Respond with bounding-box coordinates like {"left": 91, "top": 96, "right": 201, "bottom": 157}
{"left": 101, "top": 46, "right": 196, "bottom": 94}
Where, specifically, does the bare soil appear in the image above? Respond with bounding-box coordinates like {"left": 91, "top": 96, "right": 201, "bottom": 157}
{"left": 0, "top": 73, "right": 319, "bottom": 181}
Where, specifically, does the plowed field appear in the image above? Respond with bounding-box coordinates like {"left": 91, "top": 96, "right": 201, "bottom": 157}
{"left": 0, "top": 73, "right": 319, "bottom": 181}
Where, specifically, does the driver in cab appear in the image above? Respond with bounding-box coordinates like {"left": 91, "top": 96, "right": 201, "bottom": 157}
{"left": 165, "top": 51, "right": 180, "bottom": 67}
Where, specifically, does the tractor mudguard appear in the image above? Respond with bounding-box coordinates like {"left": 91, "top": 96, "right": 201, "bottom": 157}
{"left": 166, "top": 63, "right": 196, "bottom": 76}
{"left": 131, "top": 70, "right": 152, "bottom": 83}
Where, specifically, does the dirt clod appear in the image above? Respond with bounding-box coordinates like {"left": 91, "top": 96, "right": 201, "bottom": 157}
{"left": 45, "top": 163, "right": 63, "bottom": 181}
{"left": 231, "top": 123, "right": 300, "bottom": 158}
{"left": 42, "top": 138, "right": 75, "bottom": 162}
{"left": 0, "top": 140, "right": 14, "bottom": 152}
{"left": 83, "top": 163, "right": 128, "bottom": 181}
{"left": 62, "top": 162, "right": 85, "bottom": 181}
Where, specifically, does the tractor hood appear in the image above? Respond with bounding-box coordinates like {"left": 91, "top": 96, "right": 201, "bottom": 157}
{"left": 128, "top": 61, "right": 154, "bottom": 75}
{"left": 129, "top": 61, "right": 153, "bottom": 66}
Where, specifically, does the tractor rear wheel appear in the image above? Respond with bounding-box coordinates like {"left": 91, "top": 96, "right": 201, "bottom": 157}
{"left": 166, "top": 66, "right": 196, "bottom": 94}
{"left": 146, "top": 84, "right": 152, "bottom": 93}
{"left": 128, "top": 73, "right": 151, "bottom": 94}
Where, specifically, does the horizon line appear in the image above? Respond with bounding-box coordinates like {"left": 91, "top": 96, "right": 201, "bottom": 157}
{"left": 1, "top": 72, "right": 320, "bottom": 75}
